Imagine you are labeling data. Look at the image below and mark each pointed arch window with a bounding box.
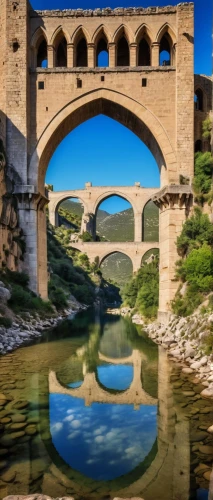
[37,38,47,68]
[117,36,129,66]
[194,89,203,111]
[159,33,172,66]
[96,37,109,67]
[55,36,67,67]
[76,37,88,67]
[138,38,151,66]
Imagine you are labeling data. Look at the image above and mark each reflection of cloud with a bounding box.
[94,425,107,436]
[94,435,104,444]
[51,422,63,435]
[64,415,74,422]
[68,430,80,439]
[71,419,81,429]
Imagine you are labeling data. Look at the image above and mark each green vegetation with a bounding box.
[0,269,53,316]
[172,208,213,316]
[176,207,213,257]
[0,317,12,328]
[122,258,159,319]
[193,152,213,205]
[47,222,120,307]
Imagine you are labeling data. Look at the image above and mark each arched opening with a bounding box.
[141,248,159,266]
[194,139,203,153]
[96,195,134,242]
[117,36,129,66]
[159,33,172,66]
[55,36,67,67]
[55,197,84,236]
[100,252,133,289]
[96,37,109,67]
[37,38,48,68]
[76,37,88,67]
[194,89,204,111]
[142,200,159,242]
[138,38,151,66]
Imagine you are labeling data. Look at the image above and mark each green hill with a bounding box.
[58,199,159,287]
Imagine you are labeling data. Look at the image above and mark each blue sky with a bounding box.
[41,0,212,213]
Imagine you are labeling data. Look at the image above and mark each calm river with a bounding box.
[0,310,213,500]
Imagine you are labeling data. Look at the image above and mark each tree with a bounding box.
[176,207,213,257]
[193,152,213,204]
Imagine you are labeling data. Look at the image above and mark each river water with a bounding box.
[0,310,213,500]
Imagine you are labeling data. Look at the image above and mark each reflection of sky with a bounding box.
[50,394,157,481]
[97,365,133,391]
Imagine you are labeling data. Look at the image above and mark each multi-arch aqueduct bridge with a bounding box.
[0,0,212,320]
[48,184,159,242]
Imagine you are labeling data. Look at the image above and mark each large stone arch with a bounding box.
[28,88,177,192]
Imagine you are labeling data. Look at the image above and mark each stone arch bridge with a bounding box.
[1,1,212,320]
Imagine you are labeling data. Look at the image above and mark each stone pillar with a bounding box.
[15,188,49,299]
[151,42,160,66]
[130,43,137,67]
[67,43,74,67]
[176,3,194,182]
[153,186,193,322]
[109,43,116,67]
[134,212,142,242]
[47,46,55,68]
[87,43,95,67]
[81,212,96,240]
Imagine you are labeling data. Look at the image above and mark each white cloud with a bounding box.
[93,426,107,436]
[94,435,104,444]
[68,430,80,439]
[64,415,74,422]
[71,419,81,429]
[51,422,63,434]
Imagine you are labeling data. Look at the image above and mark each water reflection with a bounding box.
[0,311,212,500]
[49,314,158,480]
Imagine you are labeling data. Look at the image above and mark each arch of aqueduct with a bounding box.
[0,0,212,320]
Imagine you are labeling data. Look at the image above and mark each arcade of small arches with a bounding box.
[32,23,176,69]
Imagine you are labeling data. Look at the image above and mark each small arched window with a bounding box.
[117,36,129,66]
[194,89,203,111]
[159,33,171,66]
[76,37,88,67]
[195,140,202,153]
[96,38,109,67]
[138,38,151,66]
[37,38,47,68]
[56,36,67,67]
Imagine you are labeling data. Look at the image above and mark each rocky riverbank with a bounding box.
[0,289,87,356]
[145,312,213,399]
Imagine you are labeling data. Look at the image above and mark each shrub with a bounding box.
[177,244,213,292]
[5,270,29,287]
[49,286,68,310]
[0,317,12,328]
[122,259,159,318]
[176,207,213,257]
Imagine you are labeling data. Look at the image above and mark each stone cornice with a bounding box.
[152,185,193,210]
[30,5,178,18]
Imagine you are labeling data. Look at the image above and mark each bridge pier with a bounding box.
[153,186,193,322]
[15,188,49,300]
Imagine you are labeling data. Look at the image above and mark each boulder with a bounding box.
[0,286,11,303]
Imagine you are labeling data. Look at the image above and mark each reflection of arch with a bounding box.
[142,199,159,242]
[50,350,157,406]
[29,88,176,191]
